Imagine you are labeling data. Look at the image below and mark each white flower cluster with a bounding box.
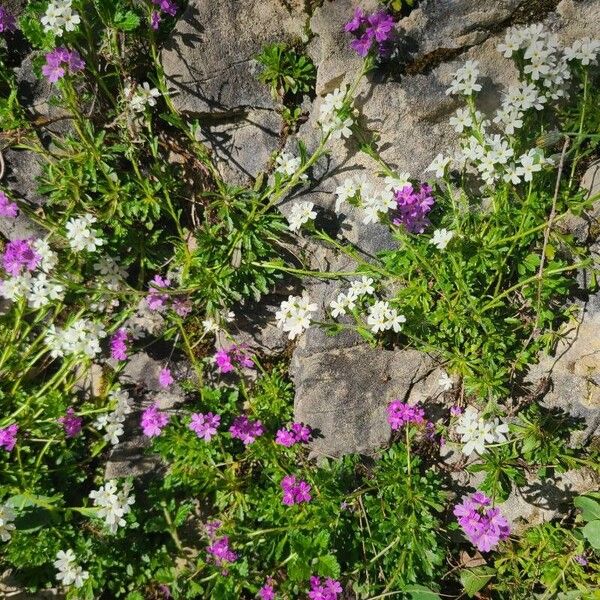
[66,214,105,253]
[334,174,399,225]
[366,300,406,334]
[94,388,132,446]
[202,310,235,335]
[564,37,600,66]
[0,239,64,309]
[455,406,509,456]
[54,550,89,589]
[446,60,482,96]
[430,228,454,250]
[286,201,317,232]
[124,82,161,113]
[41,0,80,36]
[0,502,16,542]
[89,480,135,534]
[317,87,355,139]
[329,276,375,318]
[275,151,307,182]
[426,153,452,179]
[90,256,128,313]
[45,318,107,358]
[275,292,318,339]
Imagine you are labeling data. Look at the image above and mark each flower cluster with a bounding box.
[45,319,106,358]
[206,536,238,567]
[110,328,129,361]
[54,549,89,589]
[280,475,312,505]
[58,408,83,438]
[189,412,221,441]
[214,345,255,373]
[366,300,406,334]
[455,406,509,456]
[158,367,174,388]
[317,87,355,139]
[94,388,132,445]
[140,403,170,437]
[446,60,482,96]
[259,582,276,600]
[151,0,178,30]
[42,0,80,36]
[145,274,191,317]
[88,480,135,534]
[308,576,343,600]
[2,239,40,276]
[329,275,375,318]
[42,48,85,84]
[0,7,17,34]
[393,183,435,233]
[287,201,317,232]
[345,8,395,58]
[124,81,161,113]
[65,214,104,252]
[430,228,455,250]
[454,492,510,552]
[275,422,312,447]
[0,502,16,541]
[275,292,318,339]
[0,191,18,217]
[275,151,307,181]
[229,415,264,445]
[387,401,425,430]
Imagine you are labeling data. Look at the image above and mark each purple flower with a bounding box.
[229,415,264,445]
[147,274,171,311]
[2,239,40,276]
[0,192,18,217]
[110,328,128,361]
[280,475,312,505]
[215,345,255,374]
[172,297,191,317]
[259,583,275,600]
[308,576,342,600]
[275,422,312,447]
[393,183,435,233]
[344,7,366,32]
[574,554,588,566]
[206,536,238,566]
[158,367,174,388]
[454,492,510,552]
[58,408,83,438]
[345,7,395,57]
[42,48,85,84]
[152,0,178,17]
[450,405,463,417]
[150,10,161,30]
[350,34,373,57]
[215,349,234,373]
[366,11,395,43]
[0,423,18,452]
[189,412,220,441]
[387,401,425,430]
[158,584,171,599]
[204,520,222,538]
[140,403,169,437]
[0,7,17,34]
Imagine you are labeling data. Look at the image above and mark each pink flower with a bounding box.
[42,48,85,84]
[229,416,264,445]
[58,408,83,438]
[140,404,169,437]
[146,275,171,311]
[204,520,222,538]
[308,576,342,600]
[0,7,17,33]
[2,239,40,276]
[215,349,234,373]
[189,412,220,441]
[387,401,425,430]
[158,367,174,388]
[275,422,312,447]
[110,328,128,361]
[150,10,161,29]
[214,345,255,374]
[393,183,435,233]
[344,7,366,32]
[450,405,463,417]
[206,536,237,567]
[0,192,18,217]
[172,298,191,317]
[0,423,18,452]
[280,475,311,505]
[259,583,276,600]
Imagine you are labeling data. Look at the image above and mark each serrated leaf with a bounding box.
[114,10,140,31]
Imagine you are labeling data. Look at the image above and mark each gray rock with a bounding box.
[0,570,62,599]
[161,0,305,184]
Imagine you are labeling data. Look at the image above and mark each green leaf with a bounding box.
[404,584,441,600]
[581,520,600,549]
[114,10,140,31]
[460,566,496,597]
[574,496,600,522]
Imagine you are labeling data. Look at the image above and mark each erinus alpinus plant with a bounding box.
[0,1,599,599]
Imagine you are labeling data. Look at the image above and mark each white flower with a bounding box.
[349,276,375,297]
[455,406,509,456]
[462,136,485,163]
[33,239,58,273]
[497,30,524,57]
[329,292,355,318]
[54,549,89,588]
[89,480,135,534]
[287,201,317,232]
[449,107,474,133]
[275,151,305,180]
[202,317,219,333]
[366,300,406,334]
[564,38,600,65]
[26,273,65,309]
[446,60,482,96]
[66,214,105,253]
[383,173,411,192]
[429,229,454,251]
[0,503,16,542]
[503,163,522,185]
[318,87,355,139]
[42,0,80,36]
[426,153,451,178]
[361,191,395,225]
[61,7,80,32]
[515,148,544,182]
[438,371,453,391]
[0,273,33,302]
[275,292,318,339]
[127,82,161,113]
[334,178,359,213]
[44,318,106,358]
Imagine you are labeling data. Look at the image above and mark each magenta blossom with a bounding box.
[189,412,220,441]
[147,274,171,311]
[0,7,17,33]
[58,408,83,438]
[2,239,40,276]
[204,519,222,538]
[229,415,264,445]
[110,328,128,361]
[387,401,425,430]
[275,422,312,447]
[152,0,178,17]
[259,583,276,600]
[308,576,343,600]
[366,11,395,43]
[214,345,254,374]
[454,491,510,552]
[0,192,18,217]
[0,423,18,452]
[450,405,463,417]
[345,7,395,57]
[42,48,85,84]
[150,10,161,29]
[158,367,174,388]
[140,404,169,437]
[393,183,435,233]
[280,475,312,506]
[206,536,238,567]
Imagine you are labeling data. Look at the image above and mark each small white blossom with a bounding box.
[334,178,360,213]
[515,148,544,182]
[329,292,355,318]
[89,480,135,534]
[275,151,306,181]
[361,191,395,225]
[426,153,451,178]
[54,549,89,588]
[66,214,105,253]
[429,229,454,251]
[455,406,509,456]
[275,292,318,339]
[126,82,161,113]
[446,60,482,96]
[0,503,16,542]
[383,173,411,193]
[366,300,406,334]
[287,201,317,232]
[349,276,375,297]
